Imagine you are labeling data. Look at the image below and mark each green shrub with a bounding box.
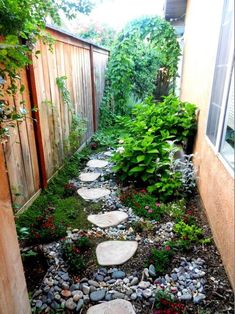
[62,237,92,274]
[113,95,197,200]
[150,245,174,274]
[172,221,211,249]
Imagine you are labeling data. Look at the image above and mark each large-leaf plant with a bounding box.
[112,95,197,201]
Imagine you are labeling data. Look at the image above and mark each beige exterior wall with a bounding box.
[180,0,234,288]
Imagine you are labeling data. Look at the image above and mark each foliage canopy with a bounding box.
[0,0,94,139]
[100,16,180,126]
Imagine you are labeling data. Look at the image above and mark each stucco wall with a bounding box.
[180,0,234,288]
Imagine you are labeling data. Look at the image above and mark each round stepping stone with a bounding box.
[77,188,111,201]
[79,172,101,182]
[88,211,128,228]
[87,160,109,168]
[96,241,138,266]
[87,299,136,314]
[104,151,113,157]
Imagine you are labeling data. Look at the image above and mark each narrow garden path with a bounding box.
[30,148,233,314]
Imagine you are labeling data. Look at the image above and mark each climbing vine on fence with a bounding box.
[0,0,94,141]
[100,16,180,127]
[56,76,87,153]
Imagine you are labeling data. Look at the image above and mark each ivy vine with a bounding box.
[100,16,180,127]
[56,76,87,153]
[0,0,94,140]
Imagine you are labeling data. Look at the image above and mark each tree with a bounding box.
[100,16,180,126]
[77,21,116,49]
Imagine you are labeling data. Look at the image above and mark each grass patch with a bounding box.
[16,146,103,245]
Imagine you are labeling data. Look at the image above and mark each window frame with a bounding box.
[205,0,234,176]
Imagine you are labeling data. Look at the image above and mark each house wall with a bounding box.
[180,0,234,288]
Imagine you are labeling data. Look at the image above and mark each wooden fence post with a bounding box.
[27,57,48,189]
[89,45,97,132]
[0,144,31,314]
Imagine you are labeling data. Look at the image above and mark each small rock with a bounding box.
[73,294,81,302]
[107,279,116,284]
[130,277,139,286]
[112,292,125,299]
[123,278,129,284]
[61,290,72,298]
[105,293,113,301]
[149,264,156,277]
[131,293,137,300]
[112,271,126,279]
[179,293,192,301]
[193,293,206,303]
[95,274,104,282]
[90,289,106,302]
[35,300,43,308]
[76,299,84,312]
[83,295,90,304]
[65,298,76,310]
[143,289,152,298]
[88,280,99,288]
[80,278,88,283]
[82,285,90,295]
[70,283,80,291]
[62,282,70,290]
[138,281,150,289]
[54,294,61,301]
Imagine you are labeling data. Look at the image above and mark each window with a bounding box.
[206,0,234,170]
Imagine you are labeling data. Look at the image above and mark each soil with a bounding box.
[23,249,48,293]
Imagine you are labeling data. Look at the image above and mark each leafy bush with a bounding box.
[62,237,92,274]
[112,96,197,200]
[120,189,165,220]
[150,245,174,274]
[100,16,180,125]
[172,221,211,249]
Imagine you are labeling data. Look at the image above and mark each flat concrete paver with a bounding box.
[88,211,128,228]
[96,241,138,266]
[86,299,136,314]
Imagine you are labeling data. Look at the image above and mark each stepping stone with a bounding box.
[87,299,136,314]
[79,172,101,182]
[77,188,110,201]
[104,151,113,157]
[87,160,109,168]
[96,241,138,266]
[88,211,128,228]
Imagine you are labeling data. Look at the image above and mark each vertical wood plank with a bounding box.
[90,45,97,132]
[27,52,48,188]
[0,144,31,314]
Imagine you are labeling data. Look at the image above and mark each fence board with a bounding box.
[1,27,109,210]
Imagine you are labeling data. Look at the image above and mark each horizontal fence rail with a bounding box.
[1,27,109,210]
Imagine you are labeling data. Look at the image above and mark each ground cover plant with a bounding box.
[62,236,93,275]
[15,148,101,245]
[154,290,185,314]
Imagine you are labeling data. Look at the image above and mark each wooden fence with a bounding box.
[1,26,109,210]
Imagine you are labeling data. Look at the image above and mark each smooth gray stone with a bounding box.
[90,289,106,302]
[112,270,126,279]
[87,299,136,314]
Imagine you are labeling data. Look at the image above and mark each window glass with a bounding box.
[220,68,234,169]
[206,0,233,144]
